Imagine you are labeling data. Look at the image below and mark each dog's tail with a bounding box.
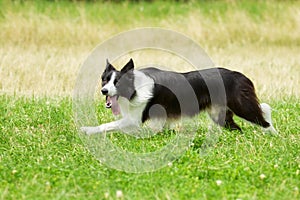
[260,103,278,134]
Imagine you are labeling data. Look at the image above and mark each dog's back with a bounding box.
[140,67,274,132]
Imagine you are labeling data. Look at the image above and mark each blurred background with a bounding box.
[0,0,299,98]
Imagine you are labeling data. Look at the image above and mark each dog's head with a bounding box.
[101,59,136,114]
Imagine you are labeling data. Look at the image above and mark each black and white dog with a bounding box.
[81,59,277,135]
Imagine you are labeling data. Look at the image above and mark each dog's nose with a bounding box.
[101,88,108,95]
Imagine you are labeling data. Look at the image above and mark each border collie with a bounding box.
[80,59,277,135]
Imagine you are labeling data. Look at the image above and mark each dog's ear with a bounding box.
[105,59,116,71]
[121,59,134,74]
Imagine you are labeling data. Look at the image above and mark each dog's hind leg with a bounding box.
[208,106,242,131]
[224,110,242,131]
[207,105,241,131]
[208,105,225,126]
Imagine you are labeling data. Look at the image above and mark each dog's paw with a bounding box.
[80,126,101,135]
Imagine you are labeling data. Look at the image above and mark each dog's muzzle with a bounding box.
[105,95,120,115]
[105,96,112,108]
[101,88,108,95]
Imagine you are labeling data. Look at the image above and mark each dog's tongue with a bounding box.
[106,96,120,115]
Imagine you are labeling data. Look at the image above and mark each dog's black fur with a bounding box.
[103,59,271,132]
[140,67,270,131]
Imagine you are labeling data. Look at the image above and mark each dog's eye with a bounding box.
[102,80,107,86]
[114,79,118,85]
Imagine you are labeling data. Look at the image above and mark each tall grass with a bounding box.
[0,0,299,97]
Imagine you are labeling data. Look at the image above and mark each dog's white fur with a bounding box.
[81,64,277,135]
[81,70,154,135]
[260,103,277,134]
[102,72,117,97]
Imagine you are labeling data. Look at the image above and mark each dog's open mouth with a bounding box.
[106,96,120,115]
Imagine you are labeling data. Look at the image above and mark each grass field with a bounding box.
[0,0,300,199]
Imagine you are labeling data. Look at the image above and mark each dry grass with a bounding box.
[0,1,299,98]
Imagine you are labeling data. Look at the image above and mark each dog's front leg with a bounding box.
[80,118,139,135]
[80,120,123,135]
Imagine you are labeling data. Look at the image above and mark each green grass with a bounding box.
[0,95,299,199]
[1,0,299,199]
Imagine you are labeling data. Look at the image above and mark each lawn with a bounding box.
[0,0,299,199]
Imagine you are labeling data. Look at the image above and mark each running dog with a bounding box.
[80,59,277,135]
